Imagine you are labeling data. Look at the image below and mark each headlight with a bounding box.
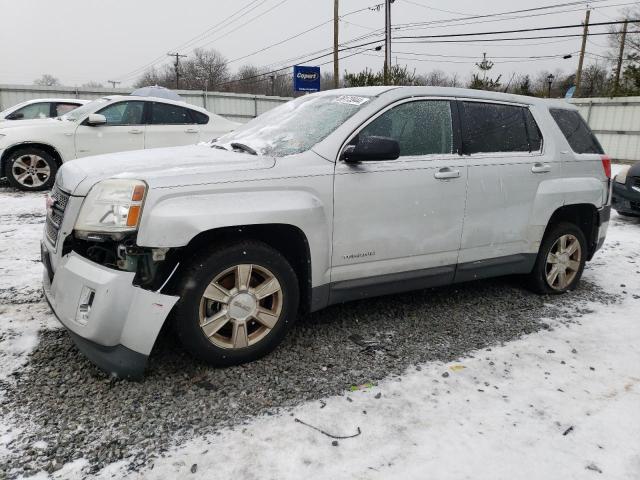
[614,166,630,184]
[75,179,147,239]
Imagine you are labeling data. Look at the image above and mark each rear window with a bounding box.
[460,102,541,154]
[549,109,603,154]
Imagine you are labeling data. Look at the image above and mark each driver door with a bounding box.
[331,99,467,298]
[74,100,146,158]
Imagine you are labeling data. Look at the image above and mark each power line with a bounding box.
[115,0,268,81]
[393,19,638,41]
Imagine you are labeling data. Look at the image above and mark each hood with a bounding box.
[59,144,276,196]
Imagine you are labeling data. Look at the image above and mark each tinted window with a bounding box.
[13,102,51,119]
[359,100,453,156]
[550,109,603,154]
[525,109,543,152]
[55,102,80,116]
[461,102,533,154]
[191,109,209,125]
[97,101,145,125]
[150,103,193,124]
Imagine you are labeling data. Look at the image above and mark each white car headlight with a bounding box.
[614,166,630,184]
[75,179,147,239]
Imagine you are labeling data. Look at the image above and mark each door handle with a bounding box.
[434,167,461,180]
[185,128,198,134]
[531,163,551,174]
[128,129,143,134]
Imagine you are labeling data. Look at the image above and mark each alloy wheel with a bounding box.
[545,234,582,290]
[198,264,283,349]
[11,154,51,188]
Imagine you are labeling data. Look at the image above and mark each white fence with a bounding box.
[570,96,640,163]
[0,84,291,124]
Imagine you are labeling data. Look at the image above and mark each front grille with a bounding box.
[45,184,71,245]
[632,177,640,191]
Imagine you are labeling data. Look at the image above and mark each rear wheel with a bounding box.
[528,222,587,294]
[173,241,299,366]
[6,147,57,191]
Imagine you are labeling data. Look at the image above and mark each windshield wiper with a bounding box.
[230,142,257,155]
[211,143,228,151]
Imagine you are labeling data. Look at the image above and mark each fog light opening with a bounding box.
[76,286,95,326]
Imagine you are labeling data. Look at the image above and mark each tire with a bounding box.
[528,221,587,295]
[173,240,300,367]
[6,147,57,191]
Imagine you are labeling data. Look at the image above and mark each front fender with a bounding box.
[137,188,333,286]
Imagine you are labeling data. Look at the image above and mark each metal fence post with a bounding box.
[254,96,258,118]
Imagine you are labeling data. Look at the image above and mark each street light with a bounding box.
[547,73,555,98]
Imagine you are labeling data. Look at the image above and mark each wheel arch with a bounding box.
[543,203,600,260]
[1,142,64,177]
[171,223,314,314]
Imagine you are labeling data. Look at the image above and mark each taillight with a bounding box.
[601,155,611,179]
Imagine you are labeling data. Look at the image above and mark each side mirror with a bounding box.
[86,113,107,126]
[6,112,24,120]
[341,135,400,163]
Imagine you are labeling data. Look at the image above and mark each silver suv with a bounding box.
[41,86,611,378]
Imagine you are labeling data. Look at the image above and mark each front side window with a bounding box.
[549,108,603,154]
[97,101,145,125]
[461,102,534,154]
[150,102,193,125]
[13,102,51,119]
[216,94,372,156]
[358,100,453,156]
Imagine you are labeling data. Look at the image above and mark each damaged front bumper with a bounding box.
[42,248,178,379]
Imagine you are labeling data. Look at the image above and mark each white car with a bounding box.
[0,95,239,191]
[0,98,89,121]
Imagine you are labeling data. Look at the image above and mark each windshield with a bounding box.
[63,98,109,121]
[215,94,372,156]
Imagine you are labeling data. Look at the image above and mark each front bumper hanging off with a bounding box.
[42,247,178,379]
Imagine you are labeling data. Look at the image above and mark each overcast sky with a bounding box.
[0,0,629,88]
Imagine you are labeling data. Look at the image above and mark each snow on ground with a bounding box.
[1,165,639,479]
[0,189,48,303]
[78,210,636,480]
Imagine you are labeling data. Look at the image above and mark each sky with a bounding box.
[0,0,631,88]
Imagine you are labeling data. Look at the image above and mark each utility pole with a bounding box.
[614,19,628,96]
[107,80,120,88]
[384,0,392,85]
[574,8,590,98]
[333,0,339,89]
[167,52,187,89]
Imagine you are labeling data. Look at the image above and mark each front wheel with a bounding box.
[528,222,587,295]
[173,241,300,366]
[6,147,57,191]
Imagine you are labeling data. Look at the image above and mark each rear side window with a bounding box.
[190,110,209,125]
[150,103,194,125]
[549,109,603,154]
[460,102,540,154]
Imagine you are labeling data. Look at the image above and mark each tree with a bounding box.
[135,48,229,91]
[33,74,60,86]
[468,53,501,91]
[343,65,418,87]
[607,6,640,95]
[232,64,263,94]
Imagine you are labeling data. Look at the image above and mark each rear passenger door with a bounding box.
[145,102,201,148]
[332,99,467,288]
[456,100,553,279]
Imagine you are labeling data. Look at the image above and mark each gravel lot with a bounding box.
[0,185,621,478]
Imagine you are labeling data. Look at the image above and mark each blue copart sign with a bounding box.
[293,65,321,92]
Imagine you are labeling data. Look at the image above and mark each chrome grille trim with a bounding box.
[45,184,71,245]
